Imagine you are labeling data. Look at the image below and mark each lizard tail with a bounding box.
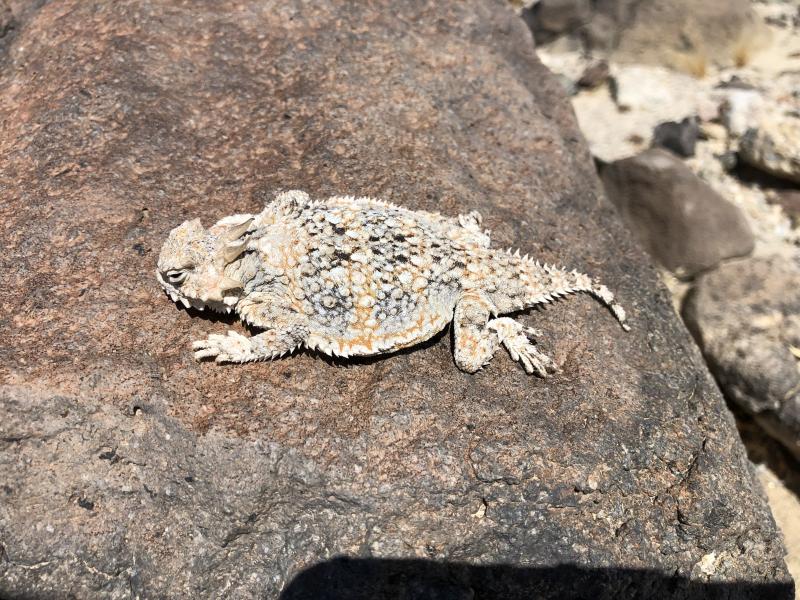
[519,259,630,331]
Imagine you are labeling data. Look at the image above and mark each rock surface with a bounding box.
[557,62,714,163]
[0,0,792,598]
[740,116,800,185]
[600,148,755,277]
[683,255,800,462]
[721,88,767,138]
[768,189,800,226]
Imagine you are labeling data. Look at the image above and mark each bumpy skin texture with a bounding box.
[157,191,630,375]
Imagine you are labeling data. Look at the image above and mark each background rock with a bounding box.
[0,0,792,597]
[608,0,767,71]
[576,59,610,90]
[600,148,755,277]
[533,0,800,586]
[652,117,700,158]
[683,255,800,462]
[768,189,800,226]
[721,88,766,137]
[740,116,800,185]
[524,0,593,44]
[525,0,768,72]
[559,62,715,162]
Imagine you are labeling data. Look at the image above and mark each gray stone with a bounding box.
[600,149,755,277]
[683,255,800,461]
[581,11,618,53]
[768,189,800,225]
[556,72,578,96]
[0,0,791,598]
[527,0,766,71]
[720,88,766,138]
[524,0,592,42]
[576,59,610,90]
[715,75,759,91]
[652,117,700,158]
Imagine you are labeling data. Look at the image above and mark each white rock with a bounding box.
[740,114,800,184]
[718,88,765,137]
[613,65,707,114]
[698,552,720,576]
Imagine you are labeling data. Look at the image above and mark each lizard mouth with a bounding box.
[156,270,239,314]
[164,288,238,314]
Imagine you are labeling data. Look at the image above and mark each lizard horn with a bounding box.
[221,240,247,263]
[223,217,253,242]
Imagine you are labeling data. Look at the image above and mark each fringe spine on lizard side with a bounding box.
[518,258,631,331]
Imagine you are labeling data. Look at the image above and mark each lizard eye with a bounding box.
[164,269,188,286]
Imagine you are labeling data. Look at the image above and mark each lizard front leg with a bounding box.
[192,324,309,363]
[453,291,552,376]
[193,301,309,363]
[192,325,309,363]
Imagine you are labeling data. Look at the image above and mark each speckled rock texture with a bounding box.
[0,1,793,598]
[683,255,800,462]
[600,148,755,278]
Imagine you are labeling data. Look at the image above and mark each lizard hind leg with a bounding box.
[453,292,553,376]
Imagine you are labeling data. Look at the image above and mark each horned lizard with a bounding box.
[156,190,629,375]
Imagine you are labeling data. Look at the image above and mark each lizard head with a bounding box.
[156,216,253,313]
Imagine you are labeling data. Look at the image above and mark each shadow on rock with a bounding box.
[280,557,794,600]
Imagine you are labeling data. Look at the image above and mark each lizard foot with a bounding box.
[488,318,553,377]
[192,330,256,363]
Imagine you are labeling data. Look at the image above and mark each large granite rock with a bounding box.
[0,0,792,597]
[683,255,800,462]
